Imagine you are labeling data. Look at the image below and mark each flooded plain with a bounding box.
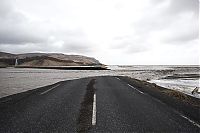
[0,65,199,98]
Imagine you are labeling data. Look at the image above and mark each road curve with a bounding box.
[0,76,199,132]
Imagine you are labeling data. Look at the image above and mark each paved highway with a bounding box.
[0,76,199,132]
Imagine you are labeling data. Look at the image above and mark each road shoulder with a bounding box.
[118,76,200,125]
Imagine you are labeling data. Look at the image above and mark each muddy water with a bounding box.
[0,65,199,98]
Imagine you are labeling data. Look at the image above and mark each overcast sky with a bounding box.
[0,0,199,65]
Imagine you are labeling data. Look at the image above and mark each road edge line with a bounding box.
[40,84,60,95]
[180,115,200,128]
[115,77,121,80]
[127,84,144,94]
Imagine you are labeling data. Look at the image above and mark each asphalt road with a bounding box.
[0,76,199,132]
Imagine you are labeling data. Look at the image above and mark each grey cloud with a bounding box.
[0,39,93,54]
[110,36,131,49]
[46,30,93,54]
[0,0,13,17]
[63,43,92,53]
[110,36,149,53]
[61,36,94,53]
[0,0,198,65]
[152,0,198,14]
[167,0,199,15]
[0,0,92,55]
[0,29,45,44]
[151,0,166,4]
[124,38,150,54]
[133,16,169,35]
[134,0,198,32]
[0,43,44,54]
[125,45,148,54]
[164,29,199,43]
[132,0,198,45]
[0,0,46,45]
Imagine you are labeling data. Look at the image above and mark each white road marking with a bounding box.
[127,84,144,94]
[127,84,200,129]
[180,115,200,128]
[115,77,121,80]
[123,79,200,129]
[92,93,96,125]
[40,84,60,95]
[115,77,144,94]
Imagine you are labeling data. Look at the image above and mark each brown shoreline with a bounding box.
[14,66,109,70]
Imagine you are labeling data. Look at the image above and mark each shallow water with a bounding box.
[0,65,199,98]
[150,79,200,98]
[0,68,114,97]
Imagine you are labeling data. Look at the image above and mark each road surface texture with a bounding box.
[0,76,199,132]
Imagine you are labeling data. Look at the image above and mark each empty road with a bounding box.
[0,76,199,132]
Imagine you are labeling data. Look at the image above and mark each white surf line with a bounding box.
[180,115,200,128]
[40,84,60,95]
[127,84,144,94]
[92,93,96,125]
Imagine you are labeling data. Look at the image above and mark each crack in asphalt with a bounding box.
[77,79,96,133]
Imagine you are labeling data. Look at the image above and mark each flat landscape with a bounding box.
[0,65,199,98]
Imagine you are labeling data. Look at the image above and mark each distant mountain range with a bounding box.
[0,52,102,67]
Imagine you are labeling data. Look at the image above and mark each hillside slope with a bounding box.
[0,52,102,67]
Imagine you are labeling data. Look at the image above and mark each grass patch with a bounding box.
[161,90,189,101]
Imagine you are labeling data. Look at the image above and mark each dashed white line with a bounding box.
[180,115,200,128]
[92,93,96,125]
[127,84,144,94]
[127,84,134,88]
[40,84,60,95]
[115,77,144,94]
[115,77,121,80]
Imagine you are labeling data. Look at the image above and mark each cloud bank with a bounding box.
[0,0,199,65]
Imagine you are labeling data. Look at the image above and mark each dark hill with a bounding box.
[0,52,102,67]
